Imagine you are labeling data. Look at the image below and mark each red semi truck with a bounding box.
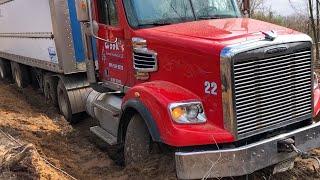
[81,0,320,178]
[1,0,320,178]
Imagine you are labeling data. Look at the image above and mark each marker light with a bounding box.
[172,107,185,120]
[132,37,147,49]
[169,102,207,124]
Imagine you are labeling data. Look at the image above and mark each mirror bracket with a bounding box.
[86,0,118,43]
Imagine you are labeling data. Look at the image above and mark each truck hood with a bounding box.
[143,18,299,44]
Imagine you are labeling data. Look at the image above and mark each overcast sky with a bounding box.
[265,0,307,16]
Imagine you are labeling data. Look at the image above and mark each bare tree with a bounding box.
[237,0,265,16]
[308,0,320,62]
[288,0,308,16]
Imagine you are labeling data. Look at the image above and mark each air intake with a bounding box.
[133,49,158,72]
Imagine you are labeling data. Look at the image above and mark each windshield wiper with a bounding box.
[137,22,172,27]
[198,15,236,20]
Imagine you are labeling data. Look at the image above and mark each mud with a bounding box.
[0,80,175,180]
[0,79,320,180]
[0,141,70,180]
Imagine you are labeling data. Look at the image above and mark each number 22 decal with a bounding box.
[205,81,217,95]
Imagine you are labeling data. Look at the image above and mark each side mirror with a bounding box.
[80,0,118,43]
[75,0,89,22]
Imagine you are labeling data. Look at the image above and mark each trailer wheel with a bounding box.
[44,75,58,106]
[0,59,11,80]
[124,114,151,165]
[57,80,74,123]
[11,62,30,88]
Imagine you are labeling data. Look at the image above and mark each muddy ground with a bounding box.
[0,79,320,180]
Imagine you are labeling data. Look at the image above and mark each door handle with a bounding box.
[87,0,118,44]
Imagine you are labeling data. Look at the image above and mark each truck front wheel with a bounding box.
[124,114,151,165]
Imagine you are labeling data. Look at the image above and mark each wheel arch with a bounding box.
[118,99,162,145]
[118,81,208,147]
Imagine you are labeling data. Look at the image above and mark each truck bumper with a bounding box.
[175,122,320,179]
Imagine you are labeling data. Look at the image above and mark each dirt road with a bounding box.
[0,79,320,180]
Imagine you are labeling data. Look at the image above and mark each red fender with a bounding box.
[122,81,234,147]
[314,73,320,117]
[314,86,320,117]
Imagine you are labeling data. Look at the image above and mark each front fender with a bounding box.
[314,86,320,117]
[122,81,234,147]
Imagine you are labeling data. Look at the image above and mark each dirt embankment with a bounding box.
[1,79,320,180]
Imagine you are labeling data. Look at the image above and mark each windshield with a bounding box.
[123,0,241,28]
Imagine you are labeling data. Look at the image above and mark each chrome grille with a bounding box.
[133,50,157,72]
[233,49,312,139]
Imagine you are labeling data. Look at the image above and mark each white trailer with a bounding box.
[0,0,91,122]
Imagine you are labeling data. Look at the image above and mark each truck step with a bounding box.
[90,126,117,145]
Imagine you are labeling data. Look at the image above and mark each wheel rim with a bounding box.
[58,87,69,118]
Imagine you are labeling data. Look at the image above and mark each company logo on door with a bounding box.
[104,39,125,59]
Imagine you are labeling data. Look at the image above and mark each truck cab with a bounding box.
[77,0,320,178]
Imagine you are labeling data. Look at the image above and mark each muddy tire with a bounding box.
[124,114,151,166]
[44,75,58,106]
[57,80,76,123]
[106,144,124,166]
[0,58,11,80]
[11,62,30,88]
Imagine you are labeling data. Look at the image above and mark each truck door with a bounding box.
[96,0,126,89]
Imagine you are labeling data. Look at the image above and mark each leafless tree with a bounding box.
[236,0,264,15]
[308,0,319,62]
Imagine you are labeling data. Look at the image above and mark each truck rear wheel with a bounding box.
[44,75,58,106]
[57,80,74,123]
[0,58,11,80]
[11,62,30,88]
[124,114,151,165]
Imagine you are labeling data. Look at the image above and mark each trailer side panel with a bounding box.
[0,0,87,74]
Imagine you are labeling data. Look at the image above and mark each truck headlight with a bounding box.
[169,102,207,124]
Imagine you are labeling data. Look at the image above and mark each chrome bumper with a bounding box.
[175,122,320,179]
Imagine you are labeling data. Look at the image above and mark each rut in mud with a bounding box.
[0,79,320,180]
